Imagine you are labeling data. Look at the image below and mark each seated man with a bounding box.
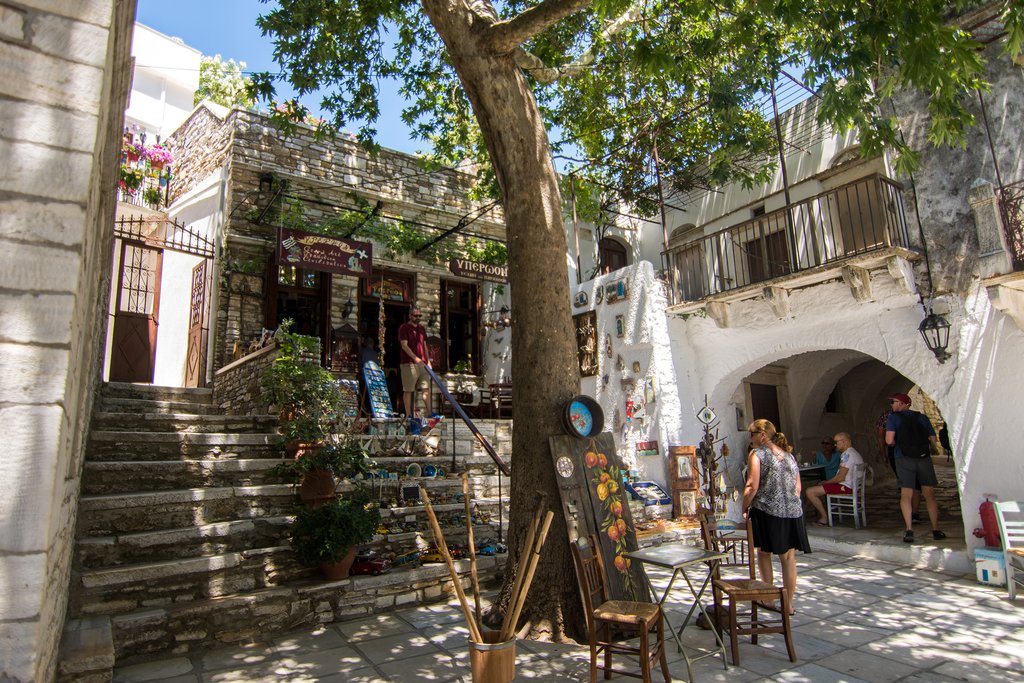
[814,437,842,479]
[805,432,864,526]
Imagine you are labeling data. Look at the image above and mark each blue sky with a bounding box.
[135,0,423,155]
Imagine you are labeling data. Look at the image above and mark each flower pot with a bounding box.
[469,631,516,683]
[126,151,139,163]
[283,439,318,459]
[299,468,337,506]
[319,546,357,580]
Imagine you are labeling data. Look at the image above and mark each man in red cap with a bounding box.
[885,393,945,543]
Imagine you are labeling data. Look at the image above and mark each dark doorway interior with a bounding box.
[750,383,782,431]
[442,280,479,374]
[359,299,410,414]
[598,237,628,274]
[268,265,332,365]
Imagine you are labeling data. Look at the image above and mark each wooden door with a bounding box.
[184,260,210,387]
[749,383,782,432]
[109,241,163,383]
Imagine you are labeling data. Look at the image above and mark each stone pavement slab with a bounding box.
[111,546,1023,682]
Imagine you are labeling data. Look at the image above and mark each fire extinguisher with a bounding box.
[972,495,1001,548]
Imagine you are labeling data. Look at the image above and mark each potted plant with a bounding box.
[143,186,162,208]
[119,165,144,196]
[143,143,174,171]
[123,140,141,163]
[274,442,374,504]
[290,489,380,579]
[262,320,345,456]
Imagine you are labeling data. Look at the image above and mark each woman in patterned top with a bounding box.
[743,419,811,614]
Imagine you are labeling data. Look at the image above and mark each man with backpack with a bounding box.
[885,393,946,543]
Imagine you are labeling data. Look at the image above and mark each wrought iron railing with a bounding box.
[666,174,911,302]
[997,179,1024,270]
[117,174,171,210]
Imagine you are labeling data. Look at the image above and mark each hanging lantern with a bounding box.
[918,310,951,363]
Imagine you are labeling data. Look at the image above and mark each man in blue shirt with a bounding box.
[885,393,945,543]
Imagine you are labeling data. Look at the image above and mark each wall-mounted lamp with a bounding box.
[427,310,438,328]
[342,298,354,320]
[919,309,951,363]
[481,305,512,331]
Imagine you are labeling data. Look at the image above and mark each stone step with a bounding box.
[92,412,280,433]
[75,516,294,570]
[81,459,292,494]
[71,546,313,618]
[87,431,284,461]
[77,485,299,536]
[99,397,221,415]
[102,382,214,403]
[108,554,507,663]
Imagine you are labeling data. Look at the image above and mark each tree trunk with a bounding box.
[421,0,584,641]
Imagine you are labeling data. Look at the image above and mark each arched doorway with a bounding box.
[712,349,963,548]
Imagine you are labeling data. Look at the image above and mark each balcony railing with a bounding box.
[666,174,911,303]
[997,179,1024,270]
[118,174,171,210]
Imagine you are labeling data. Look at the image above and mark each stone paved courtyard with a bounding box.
[111,542,1022,682]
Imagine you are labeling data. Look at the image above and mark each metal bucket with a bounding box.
[468,630,516,683]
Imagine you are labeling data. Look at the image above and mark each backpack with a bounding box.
[896,411,931,458]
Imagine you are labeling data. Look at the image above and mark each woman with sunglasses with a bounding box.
[742,419,811,614]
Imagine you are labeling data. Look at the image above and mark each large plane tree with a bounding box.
[251,0,1022,640]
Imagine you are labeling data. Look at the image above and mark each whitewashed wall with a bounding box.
[666,273,1024,550]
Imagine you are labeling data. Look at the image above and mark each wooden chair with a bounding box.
[485,382,513,418]
[995,501,1024,600]
[570,535,671,683]
[827,463,869,528]
[698,512,796,666]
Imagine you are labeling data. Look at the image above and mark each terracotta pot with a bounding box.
[299,468,337,505]
[283,440,318,459]
[320,546,357,580]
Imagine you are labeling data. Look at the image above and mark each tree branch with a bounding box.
[485,0,593,54]
[511,4,644,84]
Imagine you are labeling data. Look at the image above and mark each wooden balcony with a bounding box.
[666,174,914,304]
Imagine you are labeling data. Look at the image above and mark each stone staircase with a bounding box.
[59,382,511,680]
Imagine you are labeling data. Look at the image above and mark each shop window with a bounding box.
[268,264,331,363]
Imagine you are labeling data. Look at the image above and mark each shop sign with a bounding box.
[278,228,372,276]
[449,258,508,283]
[365,276,410,302]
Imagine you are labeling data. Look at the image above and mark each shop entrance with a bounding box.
[441,279,479,374]
[360,269,415,414]
[268,265,332,365]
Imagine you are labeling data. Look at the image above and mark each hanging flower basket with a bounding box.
[143,144,173,171]
[123,141,141,163]
[119,165,144,195]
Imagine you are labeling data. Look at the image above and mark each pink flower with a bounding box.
[143,144,173,166]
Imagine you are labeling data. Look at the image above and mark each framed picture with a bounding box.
[644,377,656,404]
[671,446,699,491]
[615,315,625,338]
[676,490,698,518]
[676,453,696,482]
[573,311,598,377]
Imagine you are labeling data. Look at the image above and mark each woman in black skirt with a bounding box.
[742,418,811,614]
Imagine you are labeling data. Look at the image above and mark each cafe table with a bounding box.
[624,543,729,680]
[798,463,826,485]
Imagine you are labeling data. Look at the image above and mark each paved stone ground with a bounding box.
[112,543,1022,682]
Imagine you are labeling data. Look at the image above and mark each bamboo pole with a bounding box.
[500,498,545,638]
[462,473,482,626]
[420,485,483,643]
[499,510,555,642]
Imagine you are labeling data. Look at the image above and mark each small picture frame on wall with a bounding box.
[677,490,697,518]
[676,453,696,483]
[615,315,625,338]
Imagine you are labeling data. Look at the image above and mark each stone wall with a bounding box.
[0,1,136,680]
[165,103,233,205]
[213,343,278,416]
[891,32,1024,295]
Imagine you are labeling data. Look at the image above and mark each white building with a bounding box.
[123,23,201,141]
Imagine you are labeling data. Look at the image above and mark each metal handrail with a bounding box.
[423,364,511,477]
[665,174,911,302]
[997,179,1024,270]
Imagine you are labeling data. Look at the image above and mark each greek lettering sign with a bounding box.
[278,228,372,276]
[448,258,508,283]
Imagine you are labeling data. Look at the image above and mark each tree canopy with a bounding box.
[251,0,1023,207]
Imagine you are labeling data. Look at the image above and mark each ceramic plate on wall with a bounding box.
[406,463,422,478]
[423,464,437,478]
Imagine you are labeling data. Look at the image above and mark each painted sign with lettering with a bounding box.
[448,259,508,283]
[278,228,372,276]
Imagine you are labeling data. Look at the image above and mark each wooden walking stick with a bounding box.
[462,473,482,625]
[499,510,555,643]
[501,497,545,636]
[420,485,483,643]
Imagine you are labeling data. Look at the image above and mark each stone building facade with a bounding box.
[164,105,512,409]
[0,1,136,680]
